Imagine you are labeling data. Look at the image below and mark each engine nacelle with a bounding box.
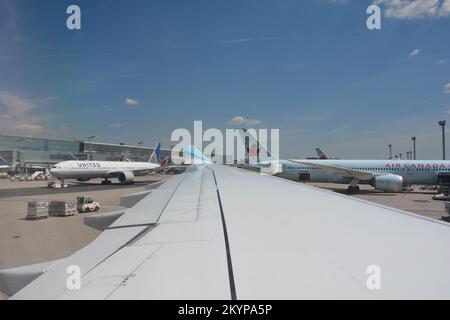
[371,174,403,193]
[117,171,134,183]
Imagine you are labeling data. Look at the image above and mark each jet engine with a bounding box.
[371,174,403,193]
[117,171,134,183]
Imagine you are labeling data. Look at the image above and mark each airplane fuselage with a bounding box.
[50,160,160,180]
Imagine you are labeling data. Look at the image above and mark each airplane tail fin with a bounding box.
[149,143,161,164]
[237,128,277,164]
[315,147,328,160]
[160,156,170,168]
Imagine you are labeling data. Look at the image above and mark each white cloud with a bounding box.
[125,98,139,105]
[409,48,421,57]
[441,0,450,15]
[374,0,450,19]
[438,59,448,64]
[228,116,262,127]
[110,123,125,128]
[444,83,450,94]
[0,91,47,136]
[15,123,43,135]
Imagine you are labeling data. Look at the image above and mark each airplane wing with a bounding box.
[289,160,375,181]
[4,164,450,299]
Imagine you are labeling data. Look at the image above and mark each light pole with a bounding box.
[411,137,416,160]
[439,121,446,160]
[388,144,392,159]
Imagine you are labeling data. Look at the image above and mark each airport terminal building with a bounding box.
[0,135,170,174]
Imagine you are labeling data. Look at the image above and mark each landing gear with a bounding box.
[347,179,361,194]
[101,179,112,185]
[346,185,360,194]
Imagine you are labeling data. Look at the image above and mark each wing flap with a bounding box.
[109,174,186,228]
[11,227,148,300]
[104,167,230,299]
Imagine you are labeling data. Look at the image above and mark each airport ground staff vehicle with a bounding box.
[77,196,100,213]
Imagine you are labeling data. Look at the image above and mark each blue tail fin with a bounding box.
[149,143,161,163]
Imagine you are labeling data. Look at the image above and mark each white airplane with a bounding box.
[3,146,450,299]
[238,131,447,193]
[50,143,161,184]
[266,158,450,193]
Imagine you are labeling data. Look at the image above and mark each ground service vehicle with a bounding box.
[77,196,100,213]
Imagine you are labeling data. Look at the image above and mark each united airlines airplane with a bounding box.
[50,143,161,184]
[267,159,450,193]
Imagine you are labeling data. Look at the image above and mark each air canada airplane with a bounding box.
[50,143,161,184]
[267,159,450,193]
[3,146,450,299]
[240,131,448,193]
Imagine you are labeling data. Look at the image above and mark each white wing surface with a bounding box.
[7,165,450,299]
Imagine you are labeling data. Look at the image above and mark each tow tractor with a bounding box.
[77,196,100,213]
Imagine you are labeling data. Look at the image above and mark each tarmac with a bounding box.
[0,175,171,299]
[0,179,159,198]
[306,182,447,220]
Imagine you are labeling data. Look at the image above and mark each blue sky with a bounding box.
[0,0,449,158]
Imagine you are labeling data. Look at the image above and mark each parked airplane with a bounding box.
[268,159,450,193]
[4,146,450,299]
[237,131,445,193]
[50,143,161,184]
